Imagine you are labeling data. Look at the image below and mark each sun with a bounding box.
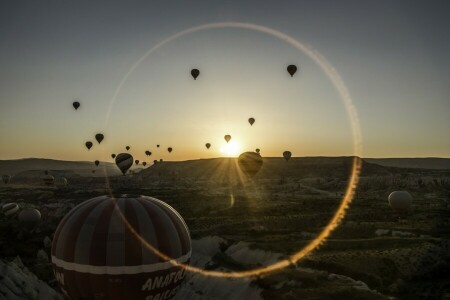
[220,140,241,157]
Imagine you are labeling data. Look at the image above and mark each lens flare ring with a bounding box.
[105,22,363,278]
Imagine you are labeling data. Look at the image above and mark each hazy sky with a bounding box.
[1,0,449,162]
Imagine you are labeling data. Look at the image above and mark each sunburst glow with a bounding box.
[220,140,240,157]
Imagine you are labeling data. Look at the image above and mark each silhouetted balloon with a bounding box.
[2,175,11,184]
[18,208,41,231]
[157,144,160,148]
[145,150,151,156]
[224,135,231,143]
[95,160,100,167]
[238,152,263,179]
[142,162,147,167]
[95,133,104,144]
[191,68,200,80]
[153,160,158,164]
[42,174,54,186]
[160,159,163,162]
[85,141,93,150]
[287,64,297,77]
[54,177,68,188]
[111,154,116,159]
[205,143,211,149]
[248,118,255,126]
[125,146,130,151]
[283,151,292,161]
[255,148,260,154]
[388,191,412,213]
[168,147,173,153]
[72,101,80,110]
[2,203,19,216]
[115,153,133,175]
[135,160,139,165]
[51,195,191,300]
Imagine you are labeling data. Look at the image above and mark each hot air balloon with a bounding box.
[255,148,260,154]
[135,160,139,165]
[168,147,173,153]
[111,154,116,159]
[160,159,163,162]
[224,135,231,143]
[205,143,211,149]
[283,151,292,161]
[388,191,412,214]
[2,203,19,216]
[115,153,133,175]
[51,195,191,300]
[42,174,54,186]
[248,118,255,126]
[85,141,93,150]
[95,160,100,167]
[54,177,68,188]
[153,160,158,164]
[18,208,41,231]
[145,150,151,156]
[95,133,104,144]
[2,174,11,184]
[287,64,297,77]
[157,144,160,148]
[126,146,130,151]
[143,162,147,167]
[72,101,80,110]
[238,152,263,179]
[191,68,200,80]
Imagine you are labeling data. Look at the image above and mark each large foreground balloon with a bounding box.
[191,68,200,80]
[283,151,292,162]
[95,133,104,144]
[224,135,231,143]
[115,153,133,175]
[205,143,211,149]
[2,174,11,184]
[2,203,19,216]
[238,152,263,178]
[51,195,191,300]
[388,191,412,213]
[72,101,80,110]
[85,141,93,150]
[18,208,41,231]
[287,64,297,77]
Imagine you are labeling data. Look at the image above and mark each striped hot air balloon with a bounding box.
[115,153,133,175]
[2,203,19,216]
[51,195,191,300]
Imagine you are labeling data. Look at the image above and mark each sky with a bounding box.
[0,0,449,162]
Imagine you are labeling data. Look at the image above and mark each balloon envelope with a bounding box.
[95,133,104,144]
[2,203,19,216]
[255,148,260,154]
[115,153,133,175]
[111,154,116,159]
[388,191,412,213]
[205,143,211,149]
[224,135,231,143]
[168,147,173,153]
[191,68,200,80]
[283,151,292,161]
[145,150,151,156]
[135,160,139,165]
[95,160,100,167]
[143,162,147,166]
[238,152,263,178]
[85,141,93,150]
[287,64,297,77]
[18,208,41,231]
[72,101,80,110]
[51,195,191,300]
[125,146,130,151]
[248,118,255,126]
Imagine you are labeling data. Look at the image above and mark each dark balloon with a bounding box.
[51,195,191,300]
[95,160,100,167]
[95,133,104,144]
[145,150,151,156]
[248,118,255,126]
[238,152,263,178]
[283,151,292,161]
[224,135,231,143]
[18,208,41,231]
[168,147,173,153]
[142,162,147,167]
[205,143,211,149]
[160,159,163,162]
[111,154,116,159]
[153,160,158,164]
[191,68,200,80]
[72,101,80,110]
[287,65,297,77]
[256,148,260,154]
[126,146,130,151]
[135,160,139,165]
[85,141,93,150]
[157,144,160,148]
[115,153,133,175]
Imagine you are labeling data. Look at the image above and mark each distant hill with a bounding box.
[364,158,450,170]
[0,158,122,177]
